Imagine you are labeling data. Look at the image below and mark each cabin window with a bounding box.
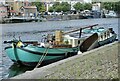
[64,40,69,44]
[107,31,110,37]
[104,32,106,38]
[101,35,103,40]
[11,7,13,10]
[101,35,102,39]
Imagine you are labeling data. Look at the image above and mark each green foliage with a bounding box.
[102,1,120,13]
[32,2,46,12]
[73,2,92,11]
[48,7,54,12]
[61,2,71,12]
[55,6,62,12]
[84,3,92,10]
[114,1,120,13]
[73,2,84,11]
[102,2,113,10]
[49,2,71,12]
[53,2,60,8]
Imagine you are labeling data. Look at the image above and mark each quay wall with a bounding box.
[0,17,3,23]
[11,41,118,79]
[0,14,84,23]
[44,14,81,20]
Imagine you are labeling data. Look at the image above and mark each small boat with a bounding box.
[105,11,117,18]
[4,24,117,67]
[8,16,38,23]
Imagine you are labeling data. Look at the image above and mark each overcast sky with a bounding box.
[84,0,91,3]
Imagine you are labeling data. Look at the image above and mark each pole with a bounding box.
[79,28,82,38]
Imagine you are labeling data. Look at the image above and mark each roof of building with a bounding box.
[21,6,37,9]
[9,10,17,13]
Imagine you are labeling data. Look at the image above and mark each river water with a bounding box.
[0,18,119,79]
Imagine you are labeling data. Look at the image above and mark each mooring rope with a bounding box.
[34,47,49,68]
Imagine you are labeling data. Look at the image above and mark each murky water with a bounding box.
[0,18,119,79]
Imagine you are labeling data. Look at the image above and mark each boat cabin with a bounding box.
[98,28,113,42]
[39,27,115,49]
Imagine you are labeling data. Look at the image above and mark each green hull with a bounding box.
[98,34,117,46]
[5,46,78,66]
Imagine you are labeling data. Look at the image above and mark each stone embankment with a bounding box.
[0,14,86,23]
[0,17,10,23]
[11,41,118,79]
[44,14,84,20]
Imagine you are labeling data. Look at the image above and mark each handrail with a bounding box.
[63,24,98,35]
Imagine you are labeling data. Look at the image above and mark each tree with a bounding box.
[48,7,54,12]
[61,2,71,12]
[55,6,62,12]
[73,2,84,11]
[48,2,70,12]
[102,2,120,13]
[114,1,120,13]
[84,3,92,10]
[102,2,113,10]
[32,2,46,12]
[73,2,92,11]
[53,2,60,8]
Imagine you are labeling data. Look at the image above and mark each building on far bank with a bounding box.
[92,3,101,18]
[5,0,32,16]
[92,3,101,12]
[19,6,37,17]
[0,4,8,18]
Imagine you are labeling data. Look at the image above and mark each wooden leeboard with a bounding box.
[80,33,98,52]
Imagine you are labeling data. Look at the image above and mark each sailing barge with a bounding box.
[4,24,117,67]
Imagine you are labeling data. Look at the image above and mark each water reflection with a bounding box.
[8,63,34,78]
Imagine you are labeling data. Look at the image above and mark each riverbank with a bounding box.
[0,14,97,23]
[10,41,118,79]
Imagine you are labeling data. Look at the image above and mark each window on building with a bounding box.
[11,7,13,10]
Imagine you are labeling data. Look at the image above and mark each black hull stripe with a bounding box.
[5,46,77,56]
[12,56,65,67]
[5,46,12,50]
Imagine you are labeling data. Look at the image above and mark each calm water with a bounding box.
[0,18,119,79]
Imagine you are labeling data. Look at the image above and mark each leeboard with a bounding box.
[80,33,98,52]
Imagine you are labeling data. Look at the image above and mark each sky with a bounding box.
[84,0,91,2]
